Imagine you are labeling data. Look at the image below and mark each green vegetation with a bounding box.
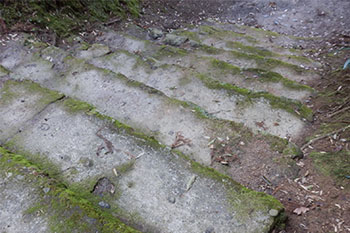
[0,147,140,233]
[196,73,313,121]
[173,149,285,228]
[226,41,274,57]
[243,68,313,91]
[310,151,350,189]
[0,80,64,105]
[1,0,140,37]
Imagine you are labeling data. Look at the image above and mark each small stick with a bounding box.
[301,125,350,150]
[326,106,350,118]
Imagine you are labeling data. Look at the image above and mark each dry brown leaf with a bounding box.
[293,207,309,215]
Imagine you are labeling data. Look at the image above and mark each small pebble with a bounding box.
[16,175,25,180]
[98,201,111,209]
[167,196,176,204]
[205,226,215,233]
[269,209,279,217]
[43,187,50,193]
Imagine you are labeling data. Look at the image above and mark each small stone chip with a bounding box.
[43,187,50,193]
[186,175,197,191]
[269,209,279,217]
[98,201,110,209]
[167,196,176,204]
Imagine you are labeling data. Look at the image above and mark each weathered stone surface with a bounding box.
[89,50,307,139]
[6,99,284,233]
[0,166,49,233]
[164,34,188,46]
[0,19,322,232]
[148,28,164,39]
[0,80,63,143]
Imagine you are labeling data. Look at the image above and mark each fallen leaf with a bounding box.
[293,207,309,215]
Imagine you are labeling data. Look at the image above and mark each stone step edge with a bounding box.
[97,48,314,121]
[0,80,288,230]
[110,30,318,74]
[0,146,141,233]
[171,27,316,66]
[1,116,287,231]
[196,22,321,48]
[6,39,308,156]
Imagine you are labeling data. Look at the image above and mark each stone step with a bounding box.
[200,20,319,52]
[86,49,311,138]
[0,147,140,233]
[1,38,302,183]
[0,151,50,233]
[0,80,63,143]
[1,38,304,161]
[96,29,318,84]
[171,25,319,68]
[78,40,314,102]
[1,81,285,232]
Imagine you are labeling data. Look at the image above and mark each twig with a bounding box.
[326,106,350,118]
[103,17,122,26]
[301,125,350,150]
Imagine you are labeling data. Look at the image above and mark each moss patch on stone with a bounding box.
[0,80,64,106]
[0,147,140,233]
[196,73,313,121]
[243,68,313,91]
[198,25,257,43]
[152,45,188,59]
[0,64,10,76]
[173,149,285,227]
[226,41,274,57]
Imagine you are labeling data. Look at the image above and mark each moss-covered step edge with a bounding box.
[0,64,11,76]
[42,42,313,124]
[109,49,313,121]
[197,24,321,47]
[151,42,316,81]
[1,96,287,231]
[0,147,141,233]
[0,79,64,107]
[129,44,314,92]
[31,34,313,121]
[173,27,314,65]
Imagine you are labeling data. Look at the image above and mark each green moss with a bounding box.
[0,0,140,38]
[287,55,313,64]
[0,80,63,106]
[116,160,135,174]
[63,98,94,113]
[196,73,313,120]
[173,30,200,42]
[0,147,140,233]
[243,68,313,91]
[199,25,257,43]
[248,26,280,37]
[0,65,10,76]
[199,44,221,54]
[230,50,304,73]
[310,151,350,188]
[210,58,241,75]
[152,45,188,59]
[226,41,274,57]
[173,149,285,225]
